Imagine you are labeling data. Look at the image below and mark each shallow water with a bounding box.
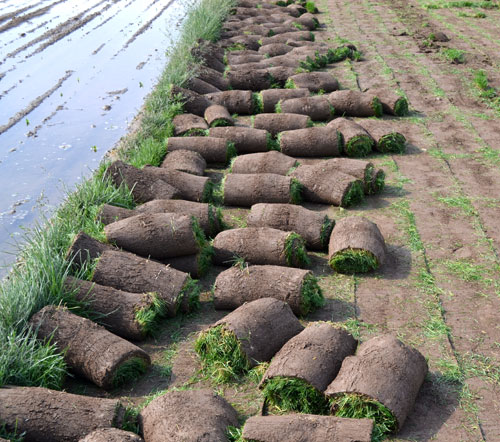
[0,0,194,275]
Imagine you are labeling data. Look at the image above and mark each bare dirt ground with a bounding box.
[65,1,500,440]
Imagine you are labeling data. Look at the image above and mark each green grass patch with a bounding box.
[378,133,407,153]
[300,274,325,315]
[320,215,335,249]
[341,181,365,208]
[441,48,466,64]
[326,46,353,63]
[112,357,149,388]
[208,204,225,235]
[266,133,280,151]
[180,277,202,312]
[262,376,330,414]
[134,293,166,336]
[371,97,383,118]
[372,170,386,194]
[444,259,486,282]
[252,92,264,114]
[290,178,303,204]
[226,141,237,163]
[305,1,318,13]
[329,248,378,274]
[393,96,409,116]
[197,245,215,277]
[194,324,250,383]
[285,78,296,89]
[0,423,24,442]
[226,425,245,442]
[183,127,208,137]
[343,135,374,157]
[330,393,397,442]
[284,233,310,268]
[211,118,232,127]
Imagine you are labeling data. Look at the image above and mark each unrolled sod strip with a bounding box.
[242,415,373,442]
[326,335,428,439]
[204,104,233,127]
[30,305,151,389]
[160,150,206,176]
[253,113,311,136]
[247,203,334,250]
[209,126,270,154]
[212,227,310,267]
[259,88,309,113]
[230,151,297,175]
[172,113,208,136]
[223,173,302,206]
[63,276,165,341]
[195,298,304,381]
[139,389,238,442]
[286,72,339,93]
[214,265,323,315]
[260,323,357,414]
[0,386,127,442]
[328,216,387,274]
[169,85,212,116]
[368,88,409,116]
[204,90,255,114]
[279,95,334,121]
[327,90,383,118]
[279,126,340,157]
[79,428,143,442]
[327,118,375,157]
[167,136,236,164]
[356,119,407,154]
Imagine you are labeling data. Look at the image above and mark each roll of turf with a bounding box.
[169,85,212,116]
[226,52,265,64]
[197,66,230,90]
[0,386,126,442]
[327,118,375,157]
[209,126,270,154]
[259,55,300,68]
[287,12,319,30]
[253,113,311,136]
[356,119,407,154]
[162,251,213,279]
[30,305,151,389]
[368,88,409,116]
[167,136,236,164]
[258,43,294,56]
[230,151,297,175]
[96,204,135,226]
[267,66,297,84]
[247,203,333,250]
[260,88,310,113]
[191,42,225,71]
[139,389,238,442]
[186,76,220,94]
[66,232,114,268]
[279,126,340,157]
[172,113,208,136]
[205,90,255,115]
[160,149,206,176]
[328,90,383,118]
[279,95,334,121]
[212,227,310,267]
[260,323,357,413]
[204,104,233,127]
[227,69,272,91]
[224,34,261,51]
[260,30,315,46]
[287,72,339,93]
[79,428,143,442]
[328,216,386,273]
[326,335,428,438]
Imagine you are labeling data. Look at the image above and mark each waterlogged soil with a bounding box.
[0,0,193,274]
[62,1,500,441]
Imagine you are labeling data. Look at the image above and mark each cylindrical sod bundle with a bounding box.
[172,113,208,136]
[186,76,221,95]
[79,429,143,442]
[0,386,126,442]
[326,335,428,437]
[66,231,114,268]
[253,113,311,136]
[258,43,294,57]
[160,149,206,176]
[230,150,297,175]
[368,87,409,116]
[327,118,375,157]
[286,72,340,93]
[328,216,387,274]
[139,389,238,442]
[247,203,334,250]
[279,126,340,157]
[166,136,236,164]
[197,66,230,90]
[223,173,302,207]
[279,95,334,121]
[162,250,213,279]
[213,227,310,268]
[96,204,135,225]
[328,90,383,118]
[213,265,324,316]
[204,90,255,115]
[170,85,212,116]
[209,126,270,154]
[259,88,309,113]
[260,323,357,414]
[357,119,407,154]
[227,68,272,91]
[30,306,151,389]
[195,298,304,381]
[204,104,233,127]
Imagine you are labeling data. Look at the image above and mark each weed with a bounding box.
[284,78,296,89]
[226,425,245,442]
[305,1,318,13]
[284,233,310,267]
[329,249,379,274]
[441,48,466,64]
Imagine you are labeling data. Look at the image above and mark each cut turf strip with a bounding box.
[204,90,255,114]
[356,119,407,154]
[213,264,323,315]
[63,276,165,341]
[287,72,340,93]
[96,204,135,225]
[327,118,375,157]
[230,151,297,175]
[367,87,409,116]
[327,90,383,118]
[197,66,230,90]
[259,88,310,113]
[253,113,312,136]
[260,323,357,413]
[247,203,334,250]
[30,305,150,389]
[212,227,310,267]
[186,76,221,94]
[0,386,126,442]
[166,136,236,164]
[279,95,334,121]
[196,298,303,379]
[223,173,302,206]
[242,414,373,442]
[279,126,340,157]
[328,216,387,274]
[172,113,208,136]
[169,85,212,116]
[160,149,206,176]
[139,389,238,442]
[209,126,270,154]
[79,428,143,442]
[326,335,428,438]
[204,104,233,127]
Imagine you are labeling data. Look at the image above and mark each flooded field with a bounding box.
[0,0,193,274]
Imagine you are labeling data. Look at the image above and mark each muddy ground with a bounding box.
[65,1,500,440]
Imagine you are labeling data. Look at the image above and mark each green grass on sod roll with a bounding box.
[284,78,296,89]
[330,393,397,442]
[262,376,330,414]
[266,133,281,151]
[343,135,375,157]
[134,293,167,336]
[373,170,386,194]
[364,165,374,192]
[284,233,310,267]
[210,118,232,127]
[341,181,365,208]
[226,141,237,163]
[326,46,352,63]
[183,128,208,136]
[305,1,318,13]
[202,180,215,203]
[371,97,383,118]
[329,248,379,274]
[180,277,202,311]
[112,357,149,388]
[300,274,325,315]
[290,178,303,204]
[252,92,264,114]
[194,325,251,383]
[394,96,409,117]
[320,216,335,249]
[208,204,226,235]
[378,133,406,154]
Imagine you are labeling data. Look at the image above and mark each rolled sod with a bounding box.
[260,88,309,113]
[227,68,272,91]
[30,305,151,389]
[214,265,323,315]
[371,168,386,194]
[287,72,340,93]
[197,66,230,90]
[279,126,340,157]
[139,389,238,442]
[186,76,221,94]
[224,34,261,51]
[247,203,333,250]
[279,95,334,121]
[258,55,300,68]
[230,150,296,175]
[96,204,135,225]
[79,428,143,442]
[63,276,165,341]
[289,12,319,30]
[260,323,357,414]
[204,104,233,127]
[226,52,265,64]
[172,113,208,136]
[223,173,302,207]
[326,335,428,437]
[357,119,407,154]
[368,88,409,116]
[66,231,114,268]
[327,90,383,118]
[169,85,212,116]
[290,165,365,207]
[196,298,303,381]
[242,415,373,442]
[328,216,387,274]
[167,136,236,164]
[105,160,181,204]
[209,126,270,154]
[160,149,206,176]
[258,43,294,56]
[260,30,314,46]
[212,227,310,267]
[0,386,126,442]
[253,113,311,136]
[162,250,213,279]
[92,250,199,317]
[266,65,297,84]
[327,118,375,157]
[191,41,225,69]
[204,90,255,115]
